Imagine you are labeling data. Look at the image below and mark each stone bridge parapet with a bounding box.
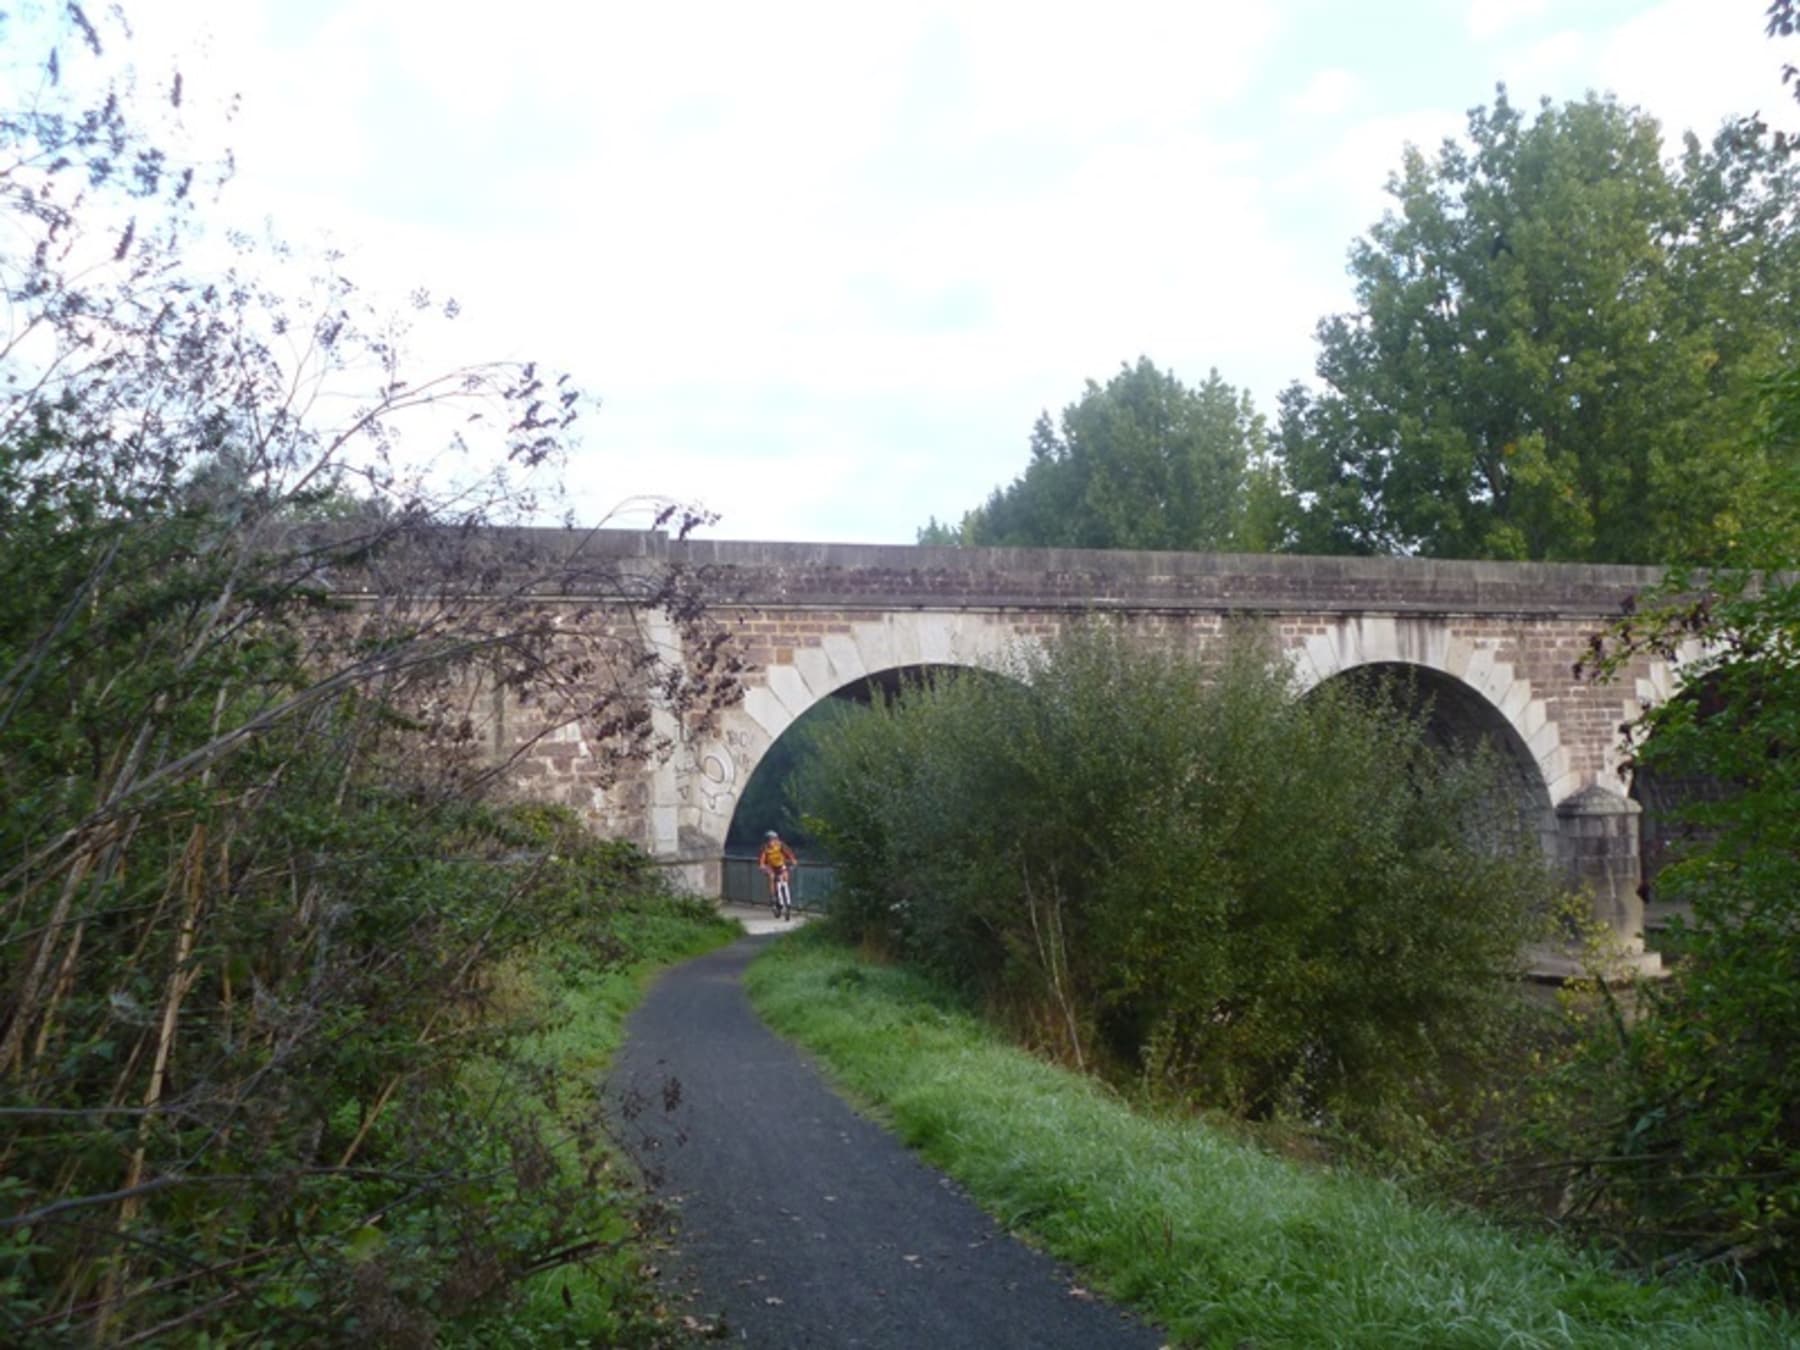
[466,527,1664,615]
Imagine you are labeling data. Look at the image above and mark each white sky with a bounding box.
[6,1,1786,543]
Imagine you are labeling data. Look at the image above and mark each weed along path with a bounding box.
[608,936,1165,1349]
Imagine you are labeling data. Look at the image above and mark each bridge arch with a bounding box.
[721,660,1001,843]
[690,610,1587,896]
[676,612,1036,875]
[1277,616,1662,945]
[1301,660,1559,861]
[1284,614,1573,805]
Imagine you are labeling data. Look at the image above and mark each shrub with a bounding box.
[799,625,1552,1141]
[1551,540,1800,1294]
[0,16,738,1336]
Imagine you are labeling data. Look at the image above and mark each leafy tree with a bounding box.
[1769,0,1800,117]
[915,514,964,546]
[1280,88,1800,563]
[922,358,1285,552]
[1478,11,1800,1298]
[1540,386,1800,1292]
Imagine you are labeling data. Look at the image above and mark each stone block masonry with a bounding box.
[467,529,1696,954]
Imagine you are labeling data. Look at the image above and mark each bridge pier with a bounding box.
[1553,783,1656,970]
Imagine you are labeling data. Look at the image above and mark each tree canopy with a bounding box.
[1278,89,1800,563]
[925,94,1800,565]
[919,358,1284,553]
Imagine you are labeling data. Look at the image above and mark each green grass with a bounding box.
[745,931,1798,1349]
[451,896,741,1347]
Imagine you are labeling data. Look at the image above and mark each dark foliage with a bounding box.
[798,626,1549,1144]
[1,13,739,1341]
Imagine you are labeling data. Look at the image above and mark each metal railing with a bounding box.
[721,854,838,912]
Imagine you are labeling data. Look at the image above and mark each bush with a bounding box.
[799,625,1552,1141]
[0,714,690,1345]
[0,16,737,1336]
[1550,543,1800,1294]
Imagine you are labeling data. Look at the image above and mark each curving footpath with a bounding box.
[607,936,1166,1349]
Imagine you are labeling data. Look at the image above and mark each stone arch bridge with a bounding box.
[473,529,1690,956]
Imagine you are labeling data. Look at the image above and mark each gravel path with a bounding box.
[607,936,1166,1349]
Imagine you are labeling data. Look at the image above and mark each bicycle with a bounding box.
[768,867,794,922]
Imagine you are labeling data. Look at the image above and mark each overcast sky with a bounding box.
[18,1,1786,543]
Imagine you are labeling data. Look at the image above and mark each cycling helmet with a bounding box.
[765,830,779,839]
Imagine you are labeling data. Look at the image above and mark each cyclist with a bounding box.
[758,830,798,919]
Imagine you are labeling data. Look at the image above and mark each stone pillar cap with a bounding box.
[1556,783,1642,816]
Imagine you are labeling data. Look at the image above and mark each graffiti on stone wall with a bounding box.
[690,738,739,816]
[678,725,761,820]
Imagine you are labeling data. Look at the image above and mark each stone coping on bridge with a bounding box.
[459,527,1666,617]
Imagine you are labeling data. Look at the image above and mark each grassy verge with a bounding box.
[450,895,740,1347]
[745,930,1796,1349]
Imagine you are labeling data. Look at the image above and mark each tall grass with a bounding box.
[746,933,1796,1349]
